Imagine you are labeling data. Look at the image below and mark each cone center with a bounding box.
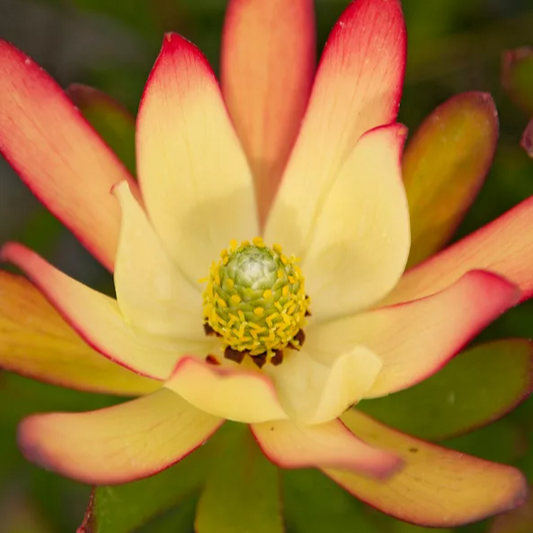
[202,237,310,368]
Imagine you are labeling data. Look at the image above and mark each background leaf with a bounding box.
[78,447,209,533]
[403,92,498,267]
[67,84,137,175]
[283,469,377,533]
[195,424,283,533]
[358,340,533,441]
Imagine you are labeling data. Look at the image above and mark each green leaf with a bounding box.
[443,419,525,465]
[0,373,118,478]
[77,448,209,533]
[28,470,92,533]
[0,374,116,531]
[358,339,533,441]
[403,92,498,267]
[502,47,533,117]
[283,469,378,533]
[195,423,283,533]
[67,84,137,175]
[17,208,65,257]
[134,495,197,533]
[0,373,118,422]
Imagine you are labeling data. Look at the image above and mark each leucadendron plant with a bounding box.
[0,0,532,531]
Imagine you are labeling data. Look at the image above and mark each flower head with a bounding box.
[202,237,309,361]
[0,0,530,529]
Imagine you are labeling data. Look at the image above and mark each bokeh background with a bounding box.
[1,0,533,531]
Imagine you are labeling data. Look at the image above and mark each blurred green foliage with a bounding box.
[359,340,533,442]
[3,0,533,532]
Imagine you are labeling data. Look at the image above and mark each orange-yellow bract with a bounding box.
[0,0,530,528]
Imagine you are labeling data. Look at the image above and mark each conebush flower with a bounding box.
[0,0,530,528]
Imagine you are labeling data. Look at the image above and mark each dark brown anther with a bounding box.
[305,295,312,316]
[203,323,220,337]
[205,354,221,365]
[270,350,284,366]
[224,346,246,364]
[251,353,267,369]
[291,329,306,350]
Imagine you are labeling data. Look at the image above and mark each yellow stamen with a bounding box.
[201,237,310,358]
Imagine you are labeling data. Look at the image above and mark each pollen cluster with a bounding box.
[202,237,310,362]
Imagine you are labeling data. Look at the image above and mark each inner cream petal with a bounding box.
[1,242,212,381]
[136,34,258,287]
[290,125,410,322]
[264,347,382,425]
[113,182,204,342]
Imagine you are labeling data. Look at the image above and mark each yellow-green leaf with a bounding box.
[195,423,283,533]
[133,496,197,533]
[403,91,498,267]
[283,469,377,533]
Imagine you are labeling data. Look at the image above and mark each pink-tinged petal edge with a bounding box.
[0,40,137,271]
[136,32,257,287]
[324,410,528,527]
[384,195,533,306]
[266,0,406,254]
[1,242,183,381]
[0,270,160,396]
[18,389,223,485]
[111,181,203,340]
[221,0,315,224]
[165,356,288,424]
[311,269,520,399]
[251,418,401,479]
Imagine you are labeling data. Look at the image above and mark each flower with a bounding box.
[0,0,530,528]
